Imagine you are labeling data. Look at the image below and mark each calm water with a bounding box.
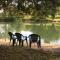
[0,23,60,45]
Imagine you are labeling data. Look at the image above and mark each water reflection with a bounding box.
[21,31,33,37]
[0,23,60,45]
[50,39,60,45]
[25,23,60,43]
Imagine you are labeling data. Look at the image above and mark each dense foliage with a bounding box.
[0,0,60,22]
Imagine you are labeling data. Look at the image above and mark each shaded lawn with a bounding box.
[0,45,60,60]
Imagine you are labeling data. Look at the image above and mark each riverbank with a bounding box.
[0,39,60,60]
[0,39,60,52]
[0,45,60,60]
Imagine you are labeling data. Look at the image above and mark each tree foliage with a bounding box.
[0,0,60,21]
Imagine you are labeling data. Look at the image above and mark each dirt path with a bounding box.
[0,39,60,53]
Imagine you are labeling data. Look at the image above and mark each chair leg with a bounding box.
[29,41,31,48]
[13,39,15,46]
[37,40,41,48]
[22,40,23,47]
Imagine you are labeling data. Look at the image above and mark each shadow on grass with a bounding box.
[0,45,60,60]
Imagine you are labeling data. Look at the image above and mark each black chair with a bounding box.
[15,33,23,46]
[28,34,41,48]
[8,32,17,46]
[8,32,13,42]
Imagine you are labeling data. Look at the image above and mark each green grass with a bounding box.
[0,45,60,60]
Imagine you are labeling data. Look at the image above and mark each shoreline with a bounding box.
[0,39,60,52]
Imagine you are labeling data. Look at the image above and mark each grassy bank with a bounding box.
[0,45,60,60]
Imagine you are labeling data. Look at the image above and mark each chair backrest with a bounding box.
[15,33,23,40]
[8,32,13,39]
[28,34,40,42]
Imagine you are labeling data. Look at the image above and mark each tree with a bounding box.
[0,0,60,22]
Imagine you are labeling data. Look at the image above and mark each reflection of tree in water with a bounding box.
[26,23,59,43]
[11,20,22,32]
[7,18,25,32]
[39,23,47,39]
[30,24,40,34]
[1,18,26,39]
[44,23,59,43]
[2,22,59,43]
